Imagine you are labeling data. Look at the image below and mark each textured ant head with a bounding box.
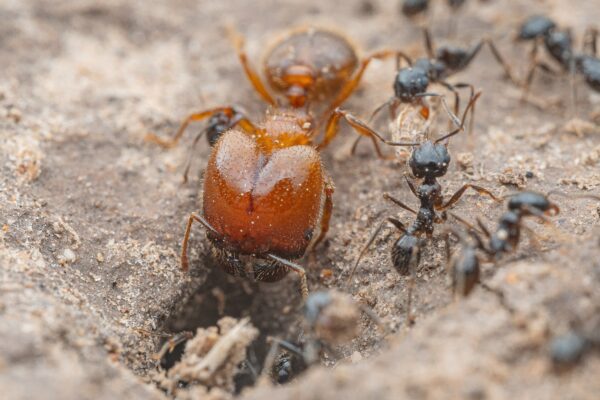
[409,141,451,179]
[394,67,429,102]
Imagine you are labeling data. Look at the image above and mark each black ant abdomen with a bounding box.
[450,245,480,297]
[578,56,600,91]
[392,234,420,276]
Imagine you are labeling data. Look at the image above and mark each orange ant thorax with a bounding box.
[253,108,315,153]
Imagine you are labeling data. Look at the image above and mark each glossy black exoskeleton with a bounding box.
[347,92,500,321]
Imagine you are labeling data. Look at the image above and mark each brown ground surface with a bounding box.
[1,0,600,399]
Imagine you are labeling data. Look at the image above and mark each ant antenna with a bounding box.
[435,91,482,143]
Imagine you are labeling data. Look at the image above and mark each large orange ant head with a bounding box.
[281,64,315,108]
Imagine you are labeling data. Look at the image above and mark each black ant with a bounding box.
[344,91,500,322]
[400,0,470,19]
[444,192,558,296]
[264,290,383,384]
[497,15,600,106]
[352,28,515,144]
[450,191,600,299]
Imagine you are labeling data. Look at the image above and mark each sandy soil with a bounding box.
[1,0,599,399]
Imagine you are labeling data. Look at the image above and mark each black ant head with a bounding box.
[544,30,573,66]
[391,233,420,276]
[272,350,307,384]
[394,67,429,102]
[409,141,451,179]
[518,15,556,40]
[401,0,429,17]
[508,191,558,215]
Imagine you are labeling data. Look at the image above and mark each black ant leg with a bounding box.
[423,27,436,59]
[145,106,255,148]
[583,27,598,56]
[405,239,422,325]
[416,92,462,129]
[404,176,419,199]
[347,217,408,285]
[437,184,501,211]
[479,282,515,314]
[434,91,482,143]
[383,192,418,215]
[485,38,521,86]
[475,217,491,239]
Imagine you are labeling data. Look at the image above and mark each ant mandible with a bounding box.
[146,28,404,298]
[339,91,500,321]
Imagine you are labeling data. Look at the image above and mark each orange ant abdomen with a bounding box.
[264,29,359,106]
[203,128,326,259]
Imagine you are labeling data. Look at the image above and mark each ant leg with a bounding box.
[405,240,421,325]
[322,50,413,120]
[479,282,515,314]
[434,91,482,143]
[451,83,477,135]
[145,106,255,148]
[438,81,461,122]
[320,108,418,155]
[266,254,308,299]
[181,212,220,271]
[485,38,521,86]
[583,27,598,56]
[383,192,418,214]
[404,176,419,199]
[437,184,501,211]
[347,217,407,285]
[180,108,256,183]
[309,178,334,251]
[181,128,208,184]
[228,28,276,106]
[423,27,435,59]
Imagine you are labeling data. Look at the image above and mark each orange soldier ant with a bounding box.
[146,28,405,298]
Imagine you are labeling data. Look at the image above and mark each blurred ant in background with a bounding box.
[447,191,599,298]
[446,191,559,298]
[146,28,406,298]
[492,15,600,110]
[264,290,384,384]
[343,91,500,323]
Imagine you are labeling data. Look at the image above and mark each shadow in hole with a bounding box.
[159,262,305,392]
